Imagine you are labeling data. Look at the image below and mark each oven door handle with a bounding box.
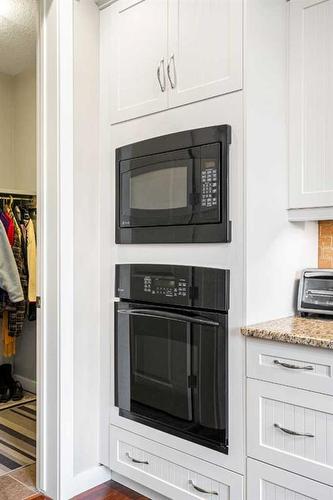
[118,308,219,327]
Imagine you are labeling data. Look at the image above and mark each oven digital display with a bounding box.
[154,278,176,287]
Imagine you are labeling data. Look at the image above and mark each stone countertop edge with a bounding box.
[241,316,333,350]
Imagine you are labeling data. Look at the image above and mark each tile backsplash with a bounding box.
[319,221,333,268]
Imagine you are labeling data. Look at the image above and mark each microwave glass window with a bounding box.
[130,165,188,210]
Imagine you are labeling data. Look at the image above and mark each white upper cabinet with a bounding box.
[107,0,243,123]
[168,0,242,108]
[109,0,168,123]
[289,0,333,216]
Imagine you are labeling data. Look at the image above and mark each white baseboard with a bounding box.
[66,465,112,499]
[14,374,36,394]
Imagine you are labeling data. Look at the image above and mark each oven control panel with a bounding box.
[201,160,218,208]
[144,276,188,298]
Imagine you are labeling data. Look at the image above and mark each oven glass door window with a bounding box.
[130,313,192,421]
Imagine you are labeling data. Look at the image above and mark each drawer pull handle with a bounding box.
[189,480,218,496]
[274,423,314,438]
[126,452,149,465]
[273,360,314,371]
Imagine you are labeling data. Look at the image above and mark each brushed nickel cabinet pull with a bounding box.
[126,452,149,465]
[157,58,166,92]
[274,423,314,438]
[189,480,218,495]
[167,54,176,89]
[273,359,314,370]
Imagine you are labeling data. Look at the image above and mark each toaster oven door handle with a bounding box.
[273,360,314,370]
[118,308,219,327]
[307,289,333,296]
[304,271,333,277]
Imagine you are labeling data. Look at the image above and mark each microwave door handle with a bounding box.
[118,308,219,327]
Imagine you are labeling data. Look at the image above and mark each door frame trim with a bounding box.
[37,1,74,498]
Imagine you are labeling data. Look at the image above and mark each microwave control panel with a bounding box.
[201,160,218,208]
[144,276,188,298]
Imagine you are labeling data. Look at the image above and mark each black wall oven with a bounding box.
[115,264,229,453]
[116,125,231,244]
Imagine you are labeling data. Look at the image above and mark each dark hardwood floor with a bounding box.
[72,480,149,499]
[28,480,150,500]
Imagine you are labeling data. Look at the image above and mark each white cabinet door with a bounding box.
[247,379,333,486]
[168,0,242,108]
[109,0,168,123]
[247,459,333,500]
[289,0,333,209]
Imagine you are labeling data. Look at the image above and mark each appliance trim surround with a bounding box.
[115,125,232,244]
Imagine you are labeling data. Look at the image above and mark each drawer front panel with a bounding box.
[247,458,333,500]
[110,426,243,500]
[247,379,333,485]
[246,338,333,395]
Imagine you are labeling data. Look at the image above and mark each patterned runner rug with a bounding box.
[0,392,36,411]
[0,401,36,475]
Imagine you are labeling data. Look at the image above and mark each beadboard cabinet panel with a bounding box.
[110,425,244,500]
[247,459,333,500]
[247,379,333,486]
[289,0,333,210]
[108,0,168,123]
[168,0,243,108]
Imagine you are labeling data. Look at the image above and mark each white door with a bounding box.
[247,459,333,500]
[167,0,242,109]
[109,0,168,123]
[289,0,333,209]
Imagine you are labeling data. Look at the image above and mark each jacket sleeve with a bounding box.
[0,221,24,303]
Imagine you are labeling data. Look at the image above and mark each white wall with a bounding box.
[0,67,36,193]
[0,72,15,189]
[13,66,37,193]
[244,0,318,325]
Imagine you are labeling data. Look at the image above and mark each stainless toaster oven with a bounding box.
[298,269,333,316]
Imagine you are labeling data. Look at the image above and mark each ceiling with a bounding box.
[0,0,37,76]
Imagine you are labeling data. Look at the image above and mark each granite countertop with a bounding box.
[241,316,333,349]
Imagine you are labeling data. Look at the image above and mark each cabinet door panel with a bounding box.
[289,0,333,208]
[168,0,242,108]
[109,0,168,123]
[247,379,333,486]
[247,459,333,500]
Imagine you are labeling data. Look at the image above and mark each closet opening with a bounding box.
[0,0,38,496]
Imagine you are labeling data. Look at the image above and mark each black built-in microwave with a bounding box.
[115,125,231,244]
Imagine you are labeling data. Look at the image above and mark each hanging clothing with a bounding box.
[2,311,16,358]
[0,221,24,303]
[3,212,15,247]
[7,221,28,337]
[26,219,36,303]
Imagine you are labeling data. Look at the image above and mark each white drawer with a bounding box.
[247,379,333,486]
[247,458,333,500]
[110,425,243,500]
[246,337,333,395]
